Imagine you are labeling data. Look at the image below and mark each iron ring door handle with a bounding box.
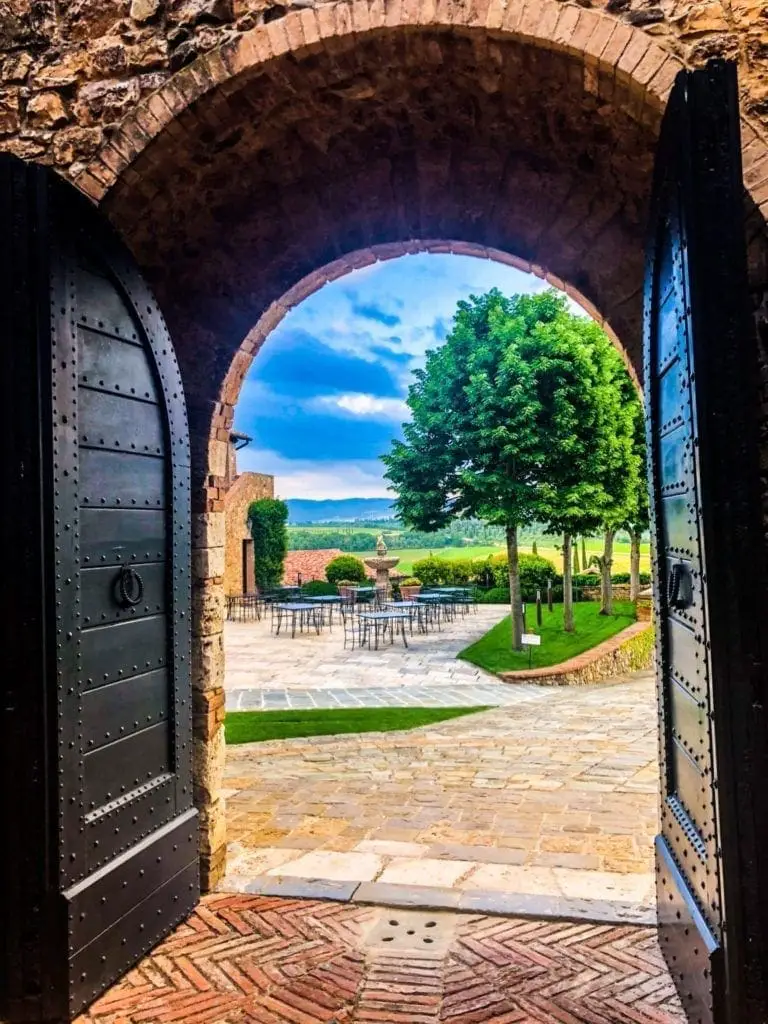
[667,562,693,611]
[115,564,144,608]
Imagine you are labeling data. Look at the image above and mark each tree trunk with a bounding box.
[600,528,615,615]
[506,524,524,650]
[581,536,587,570]
[629,527,641,601]
[562,532,574,633]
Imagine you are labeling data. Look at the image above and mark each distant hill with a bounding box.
[285,498,397,524]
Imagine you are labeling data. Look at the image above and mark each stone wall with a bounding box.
[499,621,655,686]
[223,471,274,595]
[579,583,633,602]
[3,0,768,182]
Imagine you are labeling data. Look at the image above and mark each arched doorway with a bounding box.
[3,0,768,1016]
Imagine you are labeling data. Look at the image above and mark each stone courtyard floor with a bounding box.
[76,893,685,1024]
[223,607,659,923]
[225,607,522,710]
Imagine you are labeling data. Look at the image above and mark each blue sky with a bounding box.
[234,254,574,499]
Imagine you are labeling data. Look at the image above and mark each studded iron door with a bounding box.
[646,60,768,1023]
[0,156,198,1021]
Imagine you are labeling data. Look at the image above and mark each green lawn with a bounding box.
[224,706,490,744]
[459,601,637,674]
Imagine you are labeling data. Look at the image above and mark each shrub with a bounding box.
[488,552,559,595]
[400,577,421,587]
[248,498,288,591]
[411,556,449,586]
[573,572,601,588]
[326,555,367,585]
[301,580,338,596]
[477,587,511,604]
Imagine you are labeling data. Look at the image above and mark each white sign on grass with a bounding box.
[521,633,541,646]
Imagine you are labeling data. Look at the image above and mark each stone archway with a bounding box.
[54,0,768,888]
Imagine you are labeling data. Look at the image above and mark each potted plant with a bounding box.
[400,577,422,600]
[336,579,359,600]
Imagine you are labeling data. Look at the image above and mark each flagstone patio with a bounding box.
[221,669,659,924]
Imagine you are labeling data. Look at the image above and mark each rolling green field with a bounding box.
[388,540,650,576]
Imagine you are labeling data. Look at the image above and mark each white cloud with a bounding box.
[310,392,410,421]
[236,446,391,500]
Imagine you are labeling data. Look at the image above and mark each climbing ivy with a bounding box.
[247,498,288,591]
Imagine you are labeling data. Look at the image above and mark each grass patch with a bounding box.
[459,601,636,674]
[225,706,491,744]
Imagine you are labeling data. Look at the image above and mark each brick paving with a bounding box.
[223,673,659,920]
[75,893,685,1024]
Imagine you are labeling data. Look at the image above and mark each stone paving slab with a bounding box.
[225,606,508,697]
[75,893,686,1024]
[228,681,548,710]
[222,672,660,921]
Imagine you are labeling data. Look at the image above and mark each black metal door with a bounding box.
[0,156,198,1022]
[646,60,768,1023]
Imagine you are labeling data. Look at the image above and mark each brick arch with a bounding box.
[73,1,768,890]
[218,238,638,441]
[79,0,684,204]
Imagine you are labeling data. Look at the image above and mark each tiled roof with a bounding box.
[283,549,351,585]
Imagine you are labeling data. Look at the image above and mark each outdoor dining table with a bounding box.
[386,599,427,634]
[307,594,342,627]
[358,610,410,649]
[273,601,321,638]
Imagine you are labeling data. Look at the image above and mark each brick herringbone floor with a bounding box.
[75,894,685,1024]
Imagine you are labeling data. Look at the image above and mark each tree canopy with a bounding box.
[383,288,644,647]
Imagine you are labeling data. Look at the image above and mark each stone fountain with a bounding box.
[364,535,400,595]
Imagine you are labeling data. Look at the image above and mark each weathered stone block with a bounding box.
[192,631,225,690]
[192,543,225,580]
[193,511,226,549]
[193,716,226,801]
[192,579,225,637]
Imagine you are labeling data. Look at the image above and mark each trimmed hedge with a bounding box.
[326,555,367,585]
[301,580,338,596]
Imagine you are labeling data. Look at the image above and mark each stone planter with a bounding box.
[400,585,422,600]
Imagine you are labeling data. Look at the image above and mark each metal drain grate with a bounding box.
[362,909,456,955]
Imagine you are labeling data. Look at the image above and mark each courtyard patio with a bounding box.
[222,612,659,924]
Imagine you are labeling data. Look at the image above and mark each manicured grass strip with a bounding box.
[224,706,492,744]
[459,601,636,674]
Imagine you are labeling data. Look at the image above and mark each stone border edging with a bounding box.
[224,876,655,927]
[498,621,654,686]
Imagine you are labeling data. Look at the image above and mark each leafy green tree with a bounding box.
[532,540,538,556]
[589,373,644,615]
[247,498,288,591]
[537,323,639,629]
[623,404,650,601]
[581,537,588,570]
[573,543,581,574]
[383,289,627,648]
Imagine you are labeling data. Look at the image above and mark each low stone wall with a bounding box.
[579,584,633,602]
[499,621,654,687]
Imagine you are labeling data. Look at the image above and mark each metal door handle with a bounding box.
[115,565,144,608]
